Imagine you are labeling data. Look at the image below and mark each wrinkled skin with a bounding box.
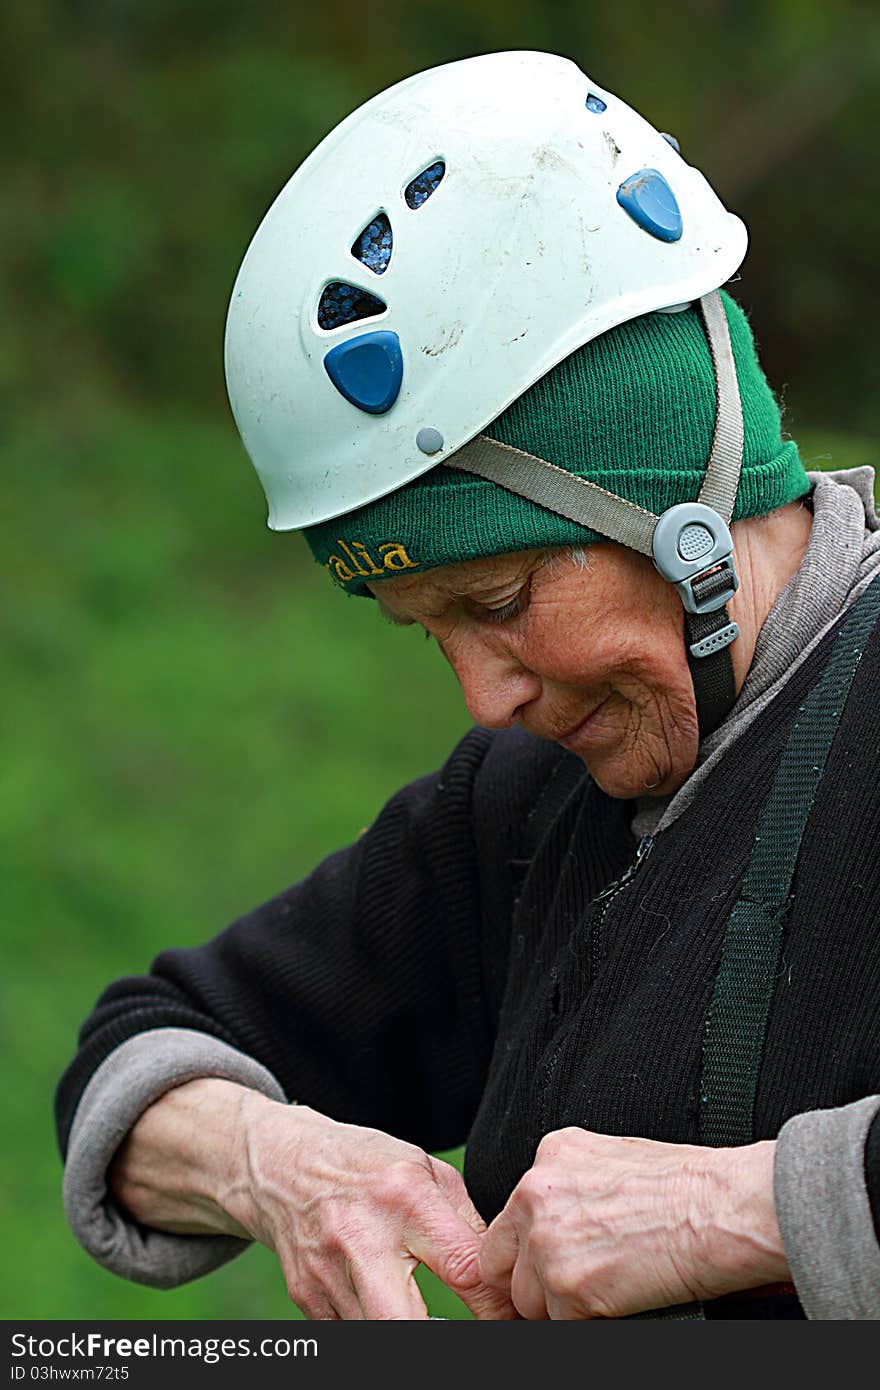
[373,543,698,798]
[112,1081,517,1320]
[477,1128,787,1319]
[369,507,810,799]
[231,1097,517,1320]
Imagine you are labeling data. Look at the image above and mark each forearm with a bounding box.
[60,1029,288,1288]
[689,1139,790,1292]
[109,1077,270,1239]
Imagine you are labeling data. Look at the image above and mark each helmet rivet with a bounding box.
[416,427,444,455]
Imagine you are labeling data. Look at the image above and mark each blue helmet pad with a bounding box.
[323,330,404,415]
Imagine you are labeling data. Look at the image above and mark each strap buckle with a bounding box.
[652,502,739,616]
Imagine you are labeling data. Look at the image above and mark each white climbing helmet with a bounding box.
[224,49,747,532]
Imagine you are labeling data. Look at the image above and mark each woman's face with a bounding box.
[369,545,701,799]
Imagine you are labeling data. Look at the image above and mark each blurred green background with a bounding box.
[2,0,878,1321]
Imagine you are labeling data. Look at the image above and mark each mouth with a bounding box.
[556,697,611,751]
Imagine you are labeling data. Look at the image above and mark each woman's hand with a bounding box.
[111,1079,516,1320]
[478,1127,790,1319]
[231,1092,518,1319]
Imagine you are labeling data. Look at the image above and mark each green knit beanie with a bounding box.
[305,290,809,595]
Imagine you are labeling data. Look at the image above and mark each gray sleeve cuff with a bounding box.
[774,1094,880,1319]
[62,1028,288,1290]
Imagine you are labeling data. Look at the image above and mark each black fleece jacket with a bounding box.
[56,594,880,1319]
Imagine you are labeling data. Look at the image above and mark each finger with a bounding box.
[510,1254,550,1321]
[428,1158,488,1236]
[289,1289,343,1321]
[478,1208,520,1291]
[347,1251,429,1320]
[276,1244,357,1322]
[407,1200,518,1320]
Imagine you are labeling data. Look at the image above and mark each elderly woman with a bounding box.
[56,53,880,1320]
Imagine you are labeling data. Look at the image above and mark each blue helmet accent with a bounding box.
[323,330,403,415]
[616,168,683,243]
[352,214,393,274]
[405,162,445,210]
[317,281,387,330]
[585,93,607,113]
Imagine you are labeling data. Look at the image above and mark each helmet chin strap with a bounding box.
[446,289,744,741]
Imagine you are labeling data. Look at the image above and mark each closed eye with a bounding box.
[466,582,530,626]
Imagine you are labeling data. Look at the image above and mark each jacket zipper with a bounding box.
[538,834,655,1132]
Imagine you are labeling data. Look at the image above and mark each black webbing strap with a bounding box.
[686,602,737,739]
[685,567,739,739]
[699,573,880,1146]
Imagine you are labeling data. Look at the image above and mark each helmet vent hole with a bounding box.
[351,214,393,275]
[317,282,387,331]
[585,93,607,113]
[405,161,445,209]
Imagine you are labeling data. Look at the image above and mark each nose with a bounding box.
[443,634,541,729]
